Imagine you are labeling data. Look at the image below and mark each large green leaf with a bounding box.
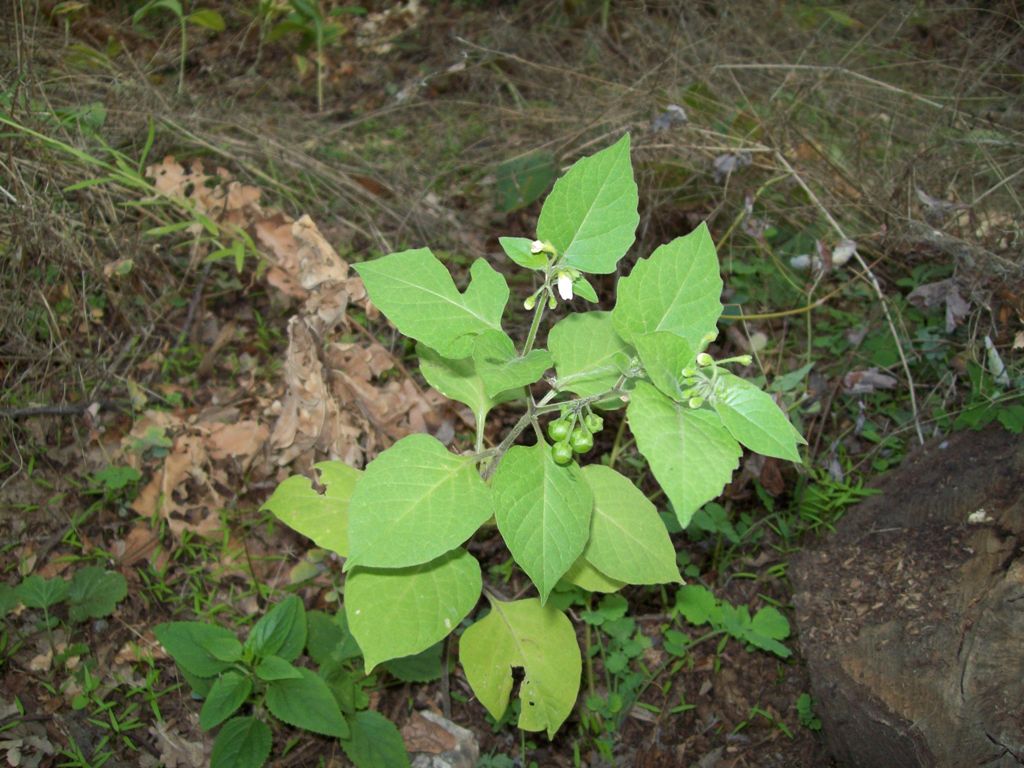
[15,575,68,610]
[580,465,681,585]
[346,434,493,569]
[262,461,359,557]
[266,667,349,738]
[199,672,252,731]
[460,597,581,738]
[712,373,805,462]
[632,332,694,402]
[548,312,633,399]
[354,250,508,359]
[627,381,741,528]
[612,224,723,351]
[67,567,127,623]
[472,330,553,398]
[245,595,306,662]
[306,610,362,666]
[345,548,481,672]
[491,443,593,604]
[418,344,521,430]
[495,151,556,213]
[537,134,639,274]
[210,717,271,768]
[341,710,411,768]
[154,622,239,679]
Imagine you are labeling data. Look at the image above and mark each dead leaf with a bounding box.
[712,151,752,184]
[113,524,160,567]
[906,278,971,333]
[205,420,269,469]
[148,720,207,768]
[842,368,899,395]
[131,434,223,539]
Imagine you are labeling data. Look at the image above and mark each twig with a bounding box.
[774,151,925,445]
[175,260,213,348]
[0,400,129,419]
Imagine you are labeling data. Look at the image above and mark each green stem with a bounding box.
[606,415,628,470]
[520,297,546,356]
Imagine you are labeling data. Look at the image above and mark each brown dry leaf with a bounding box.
[131,434,223,539]
[1014,330,1024,350]
[401,711,457,754]
[112,524,160,567]
[148,720,207,768]
[205,420,269,469]
[842,368,899,395]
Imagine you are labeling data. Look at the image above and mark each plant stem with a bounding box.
[178,18,186,96]
[520,297,546,356]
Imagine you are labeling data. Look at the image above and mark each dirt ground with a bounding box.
[2,1,1022,766]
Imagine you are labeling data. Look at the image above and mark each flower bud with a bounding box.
[547,294,557,309]
[681,366,697,378]
[736,354,752,365]
[688,396,705,409]
[696,352,714,367]
[523,294,537,310]
[530,239,545,254]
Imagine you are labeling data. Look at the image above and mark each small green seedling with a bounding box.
[155,596,410,768]
[796,692,823,731]
[132,0,226,95]
[673,584,791,658]
[265,134,806,737]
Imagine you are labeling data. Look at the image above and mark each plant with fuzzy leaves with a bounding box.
[264,133,805,738]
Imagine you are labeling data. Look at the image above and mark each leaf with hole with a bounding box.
[460,597,581,739]
[263,462,359,557]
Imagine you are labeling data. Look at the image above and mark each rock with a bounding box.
[402,710,479,768]
[790,424,1024,768]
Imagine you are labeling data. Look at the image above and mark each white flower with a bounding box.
[556,272,574,301]
[530,240,545,254]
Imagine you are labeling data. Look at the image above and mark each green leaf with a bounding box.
[674,585,719,626]
[255,655,302,681]
[572,275,599,303]
[15,575,68,610]
[580,465,681,585]
[346,434,493,569]
[67,567,127,623]
[712,373,805,462]
[460,597,581,739]
[133,0,183,23]
[612,224,723,352]
[746,606,791,658]
[472,330,553,398]
[345,548,481,672]
[491,443,593,604]
[627,381,741,528]
[262,461,359,557]
[206,637,243,663]
[498,236,547,270]
[632,332,694,401]
[548,312,632,399]
[561,558,625,593]
[154,622,239,678]
[245,595,306,662]
[417,344,521,431]
[200,672,252,731]
[537,134,639,274]
[495,151,556,213]
[210,716,271,768]
[306,610,362,666]
[0,584,17,618]
[354,250,508,359]
[382,642,443,683]
[186,8,225,30]
[341,710,411,768]
[266,667,349,738]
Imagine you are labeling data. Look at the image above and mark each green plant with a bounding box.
[132,0,226,96]
[268,1,361,112]
[155,596,409,768]
[672,584,791,659]
[796,692,822,731]
[264,134,805,737]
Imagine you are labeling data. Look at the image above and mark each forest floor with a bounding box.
[2,1,1022,766]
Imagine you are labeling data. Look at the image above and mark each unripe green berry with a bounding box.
[551,440,574,465]
[547,418,572,442]
[570,427,594,454]
[584,413,604,434]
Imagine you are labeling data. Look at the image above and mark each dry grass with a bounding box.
[2,0,1022,470]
